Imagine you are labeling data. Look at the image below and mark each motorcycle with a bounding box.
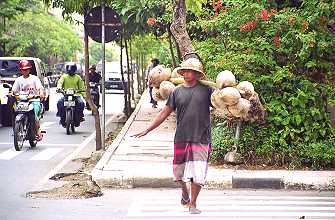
[87,82,100,113]
[12,91,43,151]
[59,88,82,135]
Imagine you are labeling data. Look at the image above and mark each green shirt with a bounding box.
[57,74,86,97]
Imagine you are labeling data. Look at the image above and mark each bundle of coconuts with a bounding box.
[148,65,176,102]
[149,65,265,123]
[211,70,266,123]
[149,65,217,102]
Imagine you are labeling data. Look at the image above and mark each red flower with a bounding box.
[147,18,157,26]
[300,20,309,33]
[274,32,280,48]
[261,10,269,21]
[239,20,258,32]
[287,16,295,25]
[217,0,222,10]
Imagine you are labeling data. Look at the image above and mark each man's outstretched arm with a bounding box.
[132,105,173,138]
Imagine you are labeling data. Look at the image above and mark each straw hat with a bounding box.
[176,58,205,79]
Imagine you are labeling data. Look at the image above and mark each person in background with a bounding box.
[56,62,86,126]
[132,58,213,214]
[146,58,160,108]
[88,65,102,84]
[86,64,102,109]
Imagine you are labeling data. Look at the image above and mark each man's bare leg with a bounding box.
[178,181,189,206]
[189,182,202,214]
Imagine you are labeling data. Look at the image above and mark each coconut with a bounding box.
[159,81,175,100]
[236,81,254,99]
[148,65,171,88]
[214,107,234,119]
[216,70,236,89]
[220,87,241,106]
[211,89,225,109]
[152,87,165,102]
[171,68,179,78]
[161,67,172,81]
[244,92,266,123]
[228,98,251,118]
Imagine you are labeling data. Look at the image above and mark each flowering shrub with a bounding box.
[192,0,335,168]
[147,17,157,25]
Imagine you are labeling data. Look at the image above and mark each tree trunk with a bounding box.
[124,39,132,115]
[129,39,135,101]
[1,17,6,56]
[120,35,129,116]
[170,0,200,61]
[141,53,146,90]
[84,7,102,151]
[136,54,141,94]
[168,28,177,68]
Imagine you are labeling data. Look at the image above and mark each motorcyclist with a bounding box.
[12,59,45,141]
[56,62,86,127]
[88,65,102,83]
[87,65,102,109]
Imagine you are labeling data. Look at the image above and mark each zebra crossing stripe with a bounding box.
[127,196,335,218]
[0,148,23,160]
[29,148,63,161]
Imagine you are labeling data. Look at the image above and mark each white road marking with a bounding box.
[0,148,23,160]
[30,148,63,161]
[127,195,335,218]
[31,115,116,190]
[0,143,78,147]
[40,122,55,130]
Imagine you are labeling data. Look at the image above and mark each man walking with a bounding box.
[132,57,212,214]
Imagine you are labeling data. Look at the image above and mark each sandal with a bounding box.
[36,133,43,141]
[181,194,190,208]
[189,206,201,214]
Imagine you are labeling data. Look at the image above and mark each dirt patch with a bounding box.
[27,173,102,199]
[27,126,123,199]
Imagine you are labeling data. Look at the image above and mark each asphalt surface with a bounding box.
[1,188,335,220]
[0,88,125,212]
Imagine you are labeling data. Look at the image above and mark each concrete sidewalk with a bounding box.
[91,91,335,190]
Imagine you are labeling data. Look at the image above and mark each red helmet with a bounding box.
[19,59,32,70]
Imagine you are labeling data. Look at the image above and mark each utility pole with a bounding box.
[101,3,106,150]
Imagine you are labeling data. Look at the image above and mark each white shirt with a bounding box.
[12,75,44,96]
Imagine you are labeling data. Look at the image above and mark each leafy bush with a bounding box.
[195,0,335,168]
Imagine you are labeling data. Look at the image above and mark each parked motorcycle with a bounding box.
[59,88,82,135]
[87,82,100,113]
[12,91,43,151]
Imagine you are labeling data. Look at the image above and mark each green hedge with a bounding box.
[193,0,335,168]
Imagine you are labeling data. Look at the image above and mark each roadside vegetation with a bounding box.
[2,0,334,169]
[0,0,82,64]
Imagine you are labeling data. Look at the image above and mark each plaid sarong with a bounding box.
[173,142,211,185]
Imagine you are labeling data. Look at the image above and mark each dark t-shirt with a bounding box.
[166,82,213,144]
[89,72,102,83]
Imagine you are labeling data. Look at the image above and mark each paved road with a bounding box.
[1,189,334,220]
[0,88,124,203]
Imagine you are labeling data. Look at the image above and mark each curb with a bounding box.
[91,91,148,184]
[232,177,283,189]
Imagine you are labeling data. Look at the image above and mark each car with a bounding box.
[0,57,51,126]
[50,62,84,87]
[98,61,128,91]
